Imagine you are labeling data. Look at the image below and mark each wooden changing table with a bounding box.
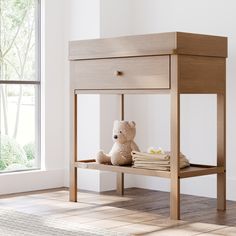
[69,32,227,220]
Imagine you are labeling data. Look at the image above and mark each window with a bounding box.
[0,0,41,172]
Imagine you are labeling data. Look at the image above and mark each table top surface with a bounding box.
[69,32,228,60]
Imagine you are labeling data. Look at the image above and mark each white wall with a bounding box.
[2,0,235,201]
[63,0,136,191]
[64,0,105,192]
[99,0,236,200]
[0,0,103,195]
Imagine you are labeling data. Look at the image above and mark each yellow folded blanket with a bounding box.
[131,151,190,171]
[131,151,170,161]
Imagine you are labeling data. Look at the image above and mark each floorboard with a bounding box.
[0,188,236,235]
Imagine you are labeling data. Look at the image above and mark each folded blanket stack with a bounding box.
[131,151,190,171]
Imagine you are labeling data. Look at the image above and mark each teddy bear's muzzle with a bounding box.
[113,135,118,139]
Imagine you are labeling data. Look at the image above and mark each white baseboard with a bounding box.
[64,170,136,192]
[78,169,101,192]
[130,175,236,201]
[52,168,236,202]
[64,168,101,192]
[25,168,236,202]
[0,169,65,195]
[89,173,236,201]
[99,172,135,192]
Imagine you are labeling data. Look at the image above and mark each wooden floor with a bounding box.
[1,188,236,235]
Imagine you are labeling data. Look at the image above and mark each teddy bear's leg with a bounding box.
[111,153,132,166]
[96,150,111,164]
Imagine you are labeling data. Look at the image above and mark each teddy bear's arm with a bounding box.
[131,141,140,152]
[109,143,118,155]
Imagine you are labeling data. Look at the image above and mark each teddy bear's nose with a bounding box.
[113,135,118,139]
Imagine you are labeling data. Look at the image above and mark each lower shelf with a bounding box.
[74,159,225,179]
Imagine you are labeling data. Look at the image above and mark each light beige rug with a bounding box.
[0,209,129,236]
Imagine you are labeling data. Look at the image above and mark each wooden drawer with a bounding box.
[71,56,170,90]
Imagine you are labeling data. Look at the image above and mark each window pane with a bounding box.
[0,0,39,81]
[0,84,40,171]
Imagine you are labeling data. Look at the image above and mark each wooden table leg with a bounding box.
[70,166,77,201]
[217,93,226,210]
[70,93,78,202]
[120,94,124,120]
[117,172,124,195]
[116,94,125,196]
[170,55,180,220]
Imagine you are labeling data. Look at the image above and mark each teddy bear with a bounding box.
[96,120,140,166]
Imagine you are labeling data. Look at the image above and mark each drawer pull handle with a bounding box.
[114,70,123,76]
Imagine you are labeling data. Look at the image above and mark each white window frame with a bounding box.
[0,0,41,173]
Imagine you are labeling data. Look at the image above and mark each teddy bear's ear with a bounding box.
[114,120,119,126]
[129,121,136,128]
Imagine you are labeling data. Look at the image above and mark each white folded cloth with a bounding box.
[131,151,190,171]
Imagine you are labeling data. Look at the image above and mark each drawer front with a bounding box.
[71,56,170,90]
